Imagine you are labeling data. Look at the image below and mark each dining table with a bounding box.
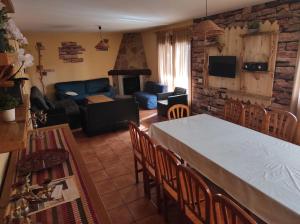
[149,114,300,224]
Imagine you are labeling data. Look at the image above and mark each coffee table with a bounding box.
[86,95,113,104]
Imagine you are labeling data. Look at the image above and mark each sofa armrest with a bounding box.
[157,92,174,100]
[168,94,188,106]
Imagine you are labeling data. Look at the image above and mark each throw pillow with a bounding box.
[65,91,78,96]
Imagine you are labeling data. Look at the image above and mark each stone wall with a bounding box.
[114,33,148,70]
[192,0,300,116]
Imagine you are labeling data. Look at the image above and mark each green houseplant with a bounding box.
[247,21,260,33]
[0,5,15,67]
[0,93,19,121]
[0,6,13,53]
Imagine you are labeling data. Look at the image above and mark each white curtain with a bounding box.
[157,29,191,92]
[290,41,300,119]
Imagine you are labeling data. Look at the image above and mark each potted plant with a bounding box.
[0,4,16,65]
[0,93,19,121]
[247,21,260,34]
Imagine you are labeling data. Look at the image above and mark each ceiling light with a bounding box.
[95,26,109,51]
[196,0,224,39]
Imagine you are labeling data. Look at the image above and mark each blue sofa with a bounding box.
[134,81,167,109]
[54,78,115,104]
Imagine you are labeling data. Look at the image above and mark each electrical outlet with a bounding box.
[198,78,203,84]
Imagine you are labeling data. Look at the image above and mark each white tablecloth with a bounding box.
[149,114,300,224]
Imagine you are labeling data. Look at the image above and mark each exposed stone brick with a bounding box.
[277,50,298,58]
[279,32,300,42]
[275,66,295,76]
[291,2,300,10]
[278,42,286,51]
[286,41,299,51]
[191,0,300,114]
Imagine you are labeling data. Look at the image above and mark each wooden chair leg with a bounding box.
[143,171,150,199]
[163,190,169,222]
[156,181,161,213]
[147,175,152,200]
[134,157,139,184]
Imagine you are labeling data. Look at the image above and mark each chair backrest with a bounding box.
[144,81,167,94]
[156,145,180,198]
[174,87,187,95]
[140,131,157,174]
[128,121,142,156]
[168,104,190,120]
[213,194,257,224]
[224,99,244,124]
[266,109,297,142]
[242,104,268,133]
[178,165,211,224]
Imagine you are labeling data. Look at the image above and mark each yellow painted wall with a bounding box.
[24,32,122,97]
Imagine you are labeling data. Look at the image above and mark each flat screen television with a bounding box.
[209,56,236,78]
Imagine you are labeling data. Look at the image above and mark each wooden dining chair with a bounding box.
[177,165,212,224]
[167,104,190,120]
[242,104,268,133]
[266,109,297,142]
[128,121,143,183]
[139,131,161,209]
[224,99,244,124]
[156,145,181,221]
[213,193,257,224]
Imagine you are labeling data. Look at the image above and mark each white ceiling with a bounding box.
[12,0,271,32]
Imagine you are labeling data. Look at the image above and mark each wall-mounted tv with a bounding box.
[209,56,237,78]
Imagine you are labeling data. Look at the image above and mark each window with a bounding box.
[157,29,191,92]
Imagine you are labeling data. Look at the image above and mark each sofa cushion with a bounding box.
[134,92,157,109]
[144,81,167,94]
[55,81,85,95]
[85,78,110,94]
[54,99,79,116]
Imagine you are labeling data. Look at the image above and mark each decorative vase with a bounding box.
[1,108,15,122]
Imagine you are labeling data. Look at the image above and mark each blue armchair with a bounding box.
[157,87,188,117]
[134,81,167,109]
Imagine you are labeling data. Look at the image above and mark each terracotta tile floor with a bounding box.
[74,110,184,224]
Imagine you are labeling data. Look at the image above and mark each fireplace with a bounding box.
[123,76,140,95]
[108,33,151,95]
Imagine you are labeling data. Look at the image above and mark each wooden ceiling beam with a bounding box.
[1,0,15,13]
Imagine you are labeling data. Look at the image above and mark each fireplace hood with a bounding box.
[108,33,151,76]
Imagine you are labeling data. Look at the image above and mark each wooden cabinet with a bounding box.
[0,95,30,218]
[0,95,30,153]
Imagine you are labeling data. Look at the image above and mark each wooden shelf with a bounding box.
[240,31,278,38]
[241,70,271,73]
[0,95,29,153]
[209,87,272,101]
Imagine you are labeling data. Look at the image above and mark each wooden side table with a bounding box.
[86,95,113,104]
